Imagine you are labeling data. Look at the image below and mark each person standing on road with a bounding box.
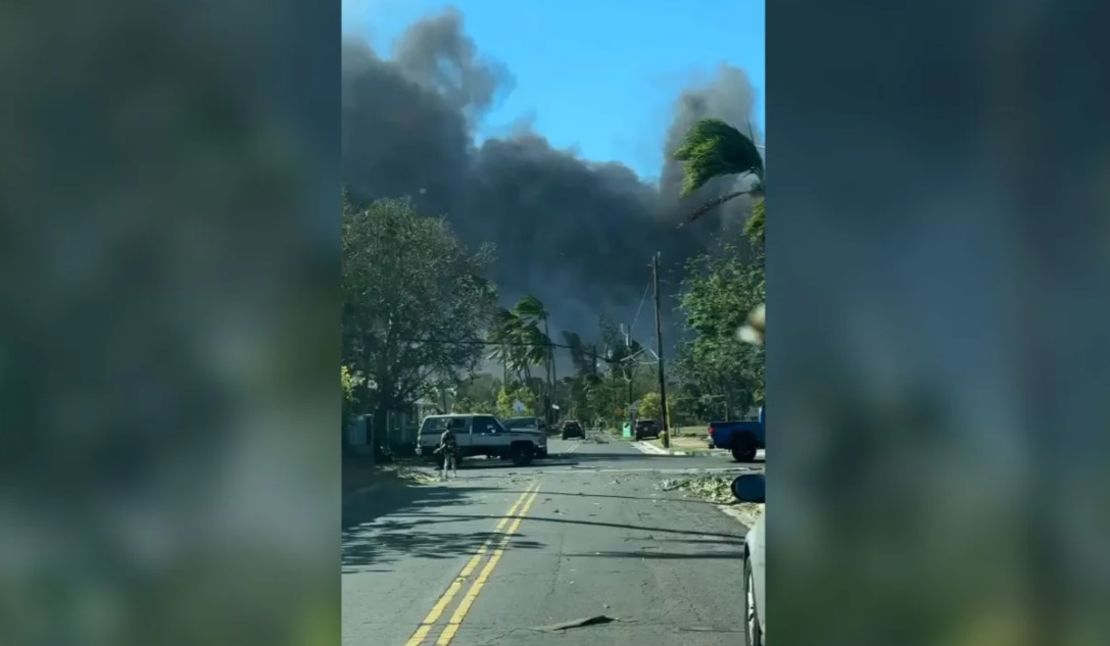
[437,420,460,480]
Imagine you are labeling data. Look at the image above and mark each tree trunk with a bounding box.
[682,189,754,225]
[371,406,388,464]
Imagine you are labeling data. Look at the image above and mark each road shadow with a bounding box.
[559,549,745,560]
[343,482,494,530]
[342,483,545,573]
[494,489,721,505]
[394,512,744,541]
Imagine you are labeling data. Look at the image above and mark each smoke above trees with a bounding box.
[341,7,761,356]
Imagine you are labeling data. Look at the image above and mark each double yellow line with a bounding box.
[404,480,542,646]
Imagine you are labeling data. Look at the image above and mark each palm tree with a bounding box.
[488,301,552,393]
[512,295,554,385]
[676,118,767,342]
[487,308,519,385]
[673,118,765,234]
[510,296,556,417]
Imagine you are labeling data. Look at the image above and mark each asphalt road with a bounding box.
[342,432,764,646]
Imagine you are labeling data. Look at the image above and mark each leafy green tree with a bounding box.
[676,240,765,415]
[455,373,502,413]
[639,391,661,420]
[342,196,498,433]
[341,364,364,434]
[496,384,536,418]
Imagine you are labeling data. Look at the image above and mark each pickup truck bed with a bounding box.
[707,407,765,462]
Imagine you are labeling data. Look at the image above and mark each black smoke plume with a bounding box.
[342,7,760,359]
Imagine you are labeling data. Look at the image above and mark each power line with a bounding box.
[629,280,651,338]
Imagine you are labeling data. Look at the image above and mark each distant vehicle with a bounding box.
[417,414,547,466]
[633,419,661,441]
[560,420,584,439]
[708,406,765,462]
[732,474,765,645]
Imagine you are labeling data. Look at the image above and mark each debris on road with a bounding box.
[532,615,616,632]
[378,464,440,486]
[660,473,744,504]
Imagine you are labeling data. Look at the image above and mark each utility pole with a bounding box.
[543,316,554,425]
[620,324,633,437]
[653,252,671,448]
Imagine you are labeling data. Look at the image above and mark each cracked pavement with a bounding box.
[342,432,764,645]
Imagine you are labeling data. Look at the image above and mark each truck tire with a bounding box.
[510,443,535,466]
[732,435,757,463]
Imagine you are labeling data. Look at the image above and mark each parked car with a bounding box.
[707,406,765,462]
[560,420,584,439]
[732,474,766,645]
[633,419,661,440]
[417,414,547,466]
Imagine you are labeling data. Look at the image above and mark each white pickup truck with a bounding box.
[417,414,547,466]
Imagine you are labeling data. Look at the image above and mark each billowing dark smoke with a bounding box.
[341,8,759,359]
[391,8,512,120]
[661,64,763,231]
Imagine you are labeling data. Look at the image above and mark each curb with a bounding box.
[632,441,722,457]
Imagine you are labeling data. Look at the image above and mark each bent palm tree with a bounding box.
[675,118,766,344]
[673,118,765,231]
[487,308,516,384]
[512,295,556,413]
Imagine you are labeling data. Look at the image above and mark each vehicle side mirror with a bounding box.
[731,474,765,503]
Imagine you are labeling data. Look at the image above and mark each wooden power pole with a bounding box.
[653,252,671,448]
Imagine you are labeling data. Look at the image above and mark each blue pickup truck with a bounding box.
[707,406,765,462]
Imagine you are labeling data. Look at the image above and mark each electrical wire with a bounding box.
[628,280,651,339]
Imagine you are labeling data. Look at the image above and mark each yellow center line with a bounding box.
[403,480,539,646]
[434,485,542,646]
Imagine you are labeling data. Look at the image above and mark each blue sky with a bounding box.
[342,0,764,182]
